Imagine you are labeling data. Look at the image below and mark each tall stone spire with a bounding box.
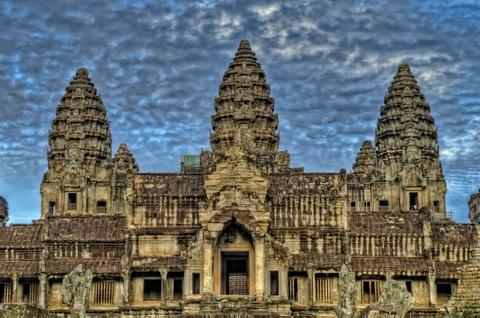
[374,64,446,215]
[210,40,279,160]
[41,68,113,217]
[47,68,112,170]
[375,64,438,164]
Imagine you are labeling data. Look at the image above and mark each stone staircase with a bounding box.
[446,224,480,315]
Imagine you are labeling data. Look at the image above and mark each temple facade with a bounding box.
[0,40,479,317]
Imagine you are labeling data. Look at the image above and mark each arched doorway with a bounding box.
[213,221,255,295]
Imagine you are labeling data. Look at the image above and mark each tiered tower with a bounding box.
[112,143,139,214]
[40,68,113,218]
[375,64,446,215]
[209,40,289,172]
[352,140,376,175]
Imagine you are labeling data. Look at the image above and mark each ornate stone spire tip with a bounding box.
[239,39,251,48]
[362,140,373,147]
[75,67,89,78]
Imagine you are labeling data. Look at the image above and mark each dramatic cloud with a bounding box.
[0,0,479,223]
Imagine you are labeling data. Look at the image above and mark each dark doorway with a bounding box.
[409,192,418,210]
[221,251,249,295]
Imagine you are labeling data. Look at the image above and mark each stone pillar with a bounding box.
[428,271,436,307]
[39,274,47,308]
[280,266,288,300]
[160,268,168,303]
[255,237,265,299]
[12,273,19,303]
[308,268,314,306]
[184,268,191,296]
[203,240,214,295]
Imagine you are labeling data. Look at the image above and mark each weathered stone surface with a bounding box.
[337,264,356,318]
[0,304,47,318]
[364,279,414,318]
[61,264,93,318]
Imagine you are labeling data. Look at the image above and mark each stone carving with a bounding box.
[364,279,414,318]
[61,264,93,318]
[337,264,356,318]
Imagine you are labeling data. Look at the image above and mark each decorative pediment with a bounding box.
[402,164,427,187]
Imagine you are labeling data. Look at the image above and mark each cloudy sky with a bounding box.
[0,0,479,223]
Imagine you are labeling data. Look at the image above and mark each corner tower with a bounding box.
[375,64,446,215]
[209,40,289,172]
[40,68,113,218]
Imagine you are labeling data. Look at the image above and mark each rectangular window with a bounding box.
[350,201,356,212]
[364,201,371,212]
[21,281,39,304]
[173,278,183,300]
[92,281,115,305]
[192,273,201,295]
[288,276,298,301]
[68,193,77,210]
[361,280,382,304]
[409,192,418,210]
[0,282,12,304]
[315,274,337,303]
[96,200,107,213]
[434,201,440,213]
[288,272,307,302]
[437,282,453,305]
[49,201,56,215]
[168,272,184,300]
[379,200,389,212]
[143,279,161,301]
[405,281,412,295]
[221,251,249,295]
[270,271,279,296]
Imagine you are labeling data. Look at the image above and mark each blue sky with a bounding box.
[1,0,480,223]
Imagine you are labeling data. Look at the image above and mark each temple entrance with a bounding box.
[214,221,255,295]
[221,251,249,295]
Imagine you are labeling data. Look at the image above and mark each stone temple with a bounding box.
[0,40,479,317]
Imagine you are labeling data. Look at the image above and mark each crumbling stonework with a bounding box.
[0,40,479,317]
[362,279,414,318]
[61,265,93,318]
[337,264,356,318]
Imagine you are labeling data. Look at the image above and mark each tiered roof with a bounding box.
[375,64,438,163]
[352,140,376,175]
[210,40,279,158]
[47,68,112,171]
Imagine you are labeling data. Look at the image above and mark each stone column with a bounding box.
[184,268,191,296]
[203,240,214,295]
[12,273,19,303]
[280,266,288,300]
[254,237,265,299]
[38,274,47,308]
[308,268,314,306]
[160,268,168,303]
[428,271,436,307]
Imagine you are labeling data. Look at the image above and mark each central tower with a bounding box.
[209,40,289,172]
